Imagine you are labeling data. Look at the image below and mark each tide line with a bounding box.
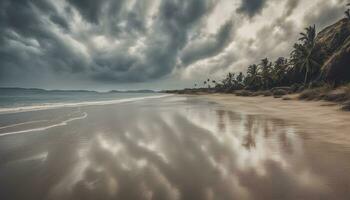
[0,94,172,114]
[0,112,88,137]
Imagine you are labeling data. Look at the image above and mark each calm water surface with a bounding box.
[0,96,349,200]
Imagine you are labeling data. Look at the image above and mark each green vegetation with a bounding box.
[210,24,323,92]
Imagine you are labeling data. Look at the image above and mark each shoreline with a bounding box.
[0,94,171,115]
[199,93,350,146]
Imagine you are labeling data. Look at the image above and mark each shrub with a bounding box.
[299,84,334,100]
[322,93,347,102]
[263,91,273,96]
[299,88,322,100]
[291,84,302,93]
[341,101,350,111]
[273,89,288,96]
[274,95,283,98]
[236,90,253,96]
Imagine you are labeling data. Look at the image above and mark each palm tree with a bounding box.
[271,57,288,86]
[236,72,244,83]
[211,80,217,89]
[259,58,272,89]
[222,73,235,89]
[234,72,245,89]
[299,25,316,47]
[345,3,350,19]
[245,64,260,89]
[207,78,211,88]
[291,25,320,85]
[247,64,258,77]
[290,43,305,77]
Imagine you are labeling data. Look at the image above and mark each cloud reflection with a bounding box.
[43,99,333,200]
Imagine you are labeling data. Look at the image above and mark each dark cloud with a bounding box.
[180,20,234,66]
[284,0,300,18]
[68,0,108,24]
[0,0,217,86]
[237,0,268,18]
[50,15,70,31]
[303,0,346,29]
[0,0,86,82]
[0,0,347,89]
[91,0,217,83]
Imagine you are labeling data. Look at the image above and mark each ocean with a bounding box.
[0,88,165,114]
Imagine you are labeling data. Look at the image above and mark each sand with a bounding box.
[1,95,350,199]
[203,94,350,146]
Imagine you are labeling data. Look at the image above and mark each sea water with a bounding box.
[0,88,165,114]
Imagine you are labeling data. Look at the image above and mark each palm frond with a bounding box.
[346,9,350,18]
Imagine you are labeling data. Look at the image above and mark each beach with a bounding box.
[1,95,350,200]
[204,94,350,146]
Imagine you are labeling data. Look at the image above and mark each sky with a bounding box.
[0,0,348,91]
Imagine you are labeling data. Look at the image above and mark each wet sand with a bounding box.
[0,95,350,200]
[204,94,350,146]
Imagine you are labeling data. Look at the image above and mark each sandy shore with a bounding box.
[1,95,350,199]
[203,94,350,146]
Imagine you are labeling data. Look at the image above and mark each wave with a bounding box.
[0,112,88,137]
[0,94,172,114]
[0,120,49,130]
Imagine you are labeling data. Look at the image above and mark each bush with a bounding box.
[262,91,273,96]
[248,90,273,96]
[274,95,283,98]
[322,93,347,102]
[273,89,288,96]
[236,90,253,96]
[297,85,306,92]
[341,101,350,111]
[291,84,302,93]
[299,89,321,100]
[309,81,328,89]
[299,84,333,100]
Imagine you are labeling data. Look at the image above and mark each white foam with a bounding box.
[0,112,88,137]
[0,94,172,114]
[0,120,49,130]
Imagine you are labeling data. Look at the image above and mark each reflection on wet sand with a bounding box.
[0,96,350,200]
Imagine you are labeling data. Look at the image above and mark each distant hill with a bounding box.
[108,90,156,93]
[0,87,99,94]
[0,87,157,95]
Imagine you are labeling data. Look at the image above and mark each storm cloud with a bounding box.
[180,20,234,66]
[0,0,347,89]
[236,0,268,18]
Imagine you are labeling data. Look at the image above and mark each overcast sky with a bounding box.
[0,0,347,91]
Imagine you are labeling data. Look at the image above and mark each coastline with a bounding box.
[200,93,350,146]
[0,93,170,115]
